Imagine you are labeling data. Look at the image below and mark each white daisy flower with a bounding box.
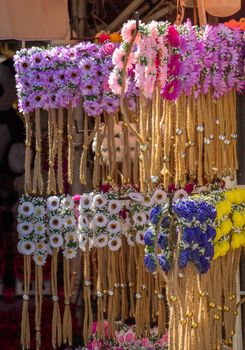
[18,201,34,216]
[64,216,75,228]
[49,216,63,230]
[133,212,147,226]
[128,192,143,202]
[47,196,60,211]
[34,222,45,235]
[108,199,122,214]
[33,254,47,266]
[34,205,45,217]
[93,234,108,248]
[65,232,77,242]
[173,189,188,201]
[17,222,33,236]
[50,233,63,248]
[63,248,76,259]
[79,194,92,209]
[108,220,121,234]
[19,240,35,255]
[93,213,108,228]
[153,189,167,205]
[142,196,154,207]
[135,231,145,245]
[144,210,151,224]
[61,196,74,210]
[35,242,47,251]
[127,234,135,246]
[78,214,89,228]
[108,237,122,251]
[17,240,23,254]
[92,194,107,208]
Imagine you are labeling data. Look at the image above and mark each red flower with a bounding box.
[167,26,180,47]
[99,33,110,44]
[185,182,195,194]
[161,79,181,100]
[168,183,176,193]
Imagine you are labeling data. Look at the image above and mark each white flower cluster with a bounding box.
[78,193,93,251]
[92,122,137,164]
[91,191,123,251]
[47,195,78,259]
[17,196,48,266]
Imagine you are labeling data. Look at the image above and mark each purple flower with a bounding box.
[158,254,170,272]
[157,232,168,249]
[179,248,190,268]
[83,99,103,116]
[144,253,157,273]
[150,205,162,225]
[144,229,154,246]
[80,58,97,75]
[102,94,119,114]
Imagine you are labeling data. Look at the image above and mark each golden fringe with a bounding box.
[63,258,72,346]
[32,109,44,194]
[21,255,31,349]
[35,265,43,350]
[51,249,62,349]
[83,243,93,344]
[57,108,64,193]
[67,105,74,185]
[47,109,57,195]
[96,248,105,339]
[24,113,32,194]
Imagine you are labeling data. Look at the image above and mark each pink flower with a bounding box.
[162,331,169,343]
[168,54,182,76]
[156,338,165,346]
[109,72,122,95]
[141,337,150,347]
[102,42,115,56]
[167,26,180,47]
[118,335,125,344]
[125,330,135,343]
[112,48,125,69]
[161,79,181,100]
[73,194,81,202]
[121,20,136,43]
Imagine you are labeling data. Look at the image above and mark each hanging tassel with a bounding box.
[96,248,105,339]
[47,109,57,195]
[57,108,64,193]
[51,248,62,349]
[35,265,43,350]
[107,251,117,338]
[119,238,128,321]
[67,104,74,185]
[24,113,33,194]
[93,117,106,188]
[127,245,136,318]
[63,258,72,346]
[21,255,31,349]
[83,242,93,344]
[32,109,44,195]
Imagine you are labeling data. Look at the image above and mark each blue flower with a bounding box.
[196,255,210,273]
[190,248,200,263]
[206,225,216,240]
[196,209,206,223]
[179,248,190,268]
[158,232,168,249]
[204,243,214,258]
[158,254,170,272]
[144,229,155,246]
[161,216,170,228]
[173,200,197,221]
[144,253,157,273]
[150,205,162,225]
[182,226,201,243]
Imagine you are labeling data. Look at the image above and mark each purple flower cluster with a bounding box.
[173,199,216,273]
[14,42,120,116]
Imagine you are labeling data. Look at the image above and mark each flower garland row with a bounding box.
[110,20,245,100]
[17,188,245,268]
[144,188,245,275]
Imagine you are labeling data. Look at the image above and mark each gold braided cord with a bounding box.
[57,108,64,193]
[67,105,74,185]
[63,258,72,346]
[21,255,31,350]
[51,249,62,349]
[35,265,43,350]
[24,113,32,194]
[32,108,44,195]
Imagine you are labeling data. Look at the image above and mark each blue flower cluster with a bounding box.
[173,199,217,273]
[144,206,172,274]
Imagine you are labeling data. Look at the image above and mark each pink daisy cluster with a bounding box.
[109,20,245,101]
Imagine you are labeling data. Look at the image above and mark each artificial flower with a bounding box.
[108,220,121,234]
[108,199,122,214]
[47,196,60,211]
[34,222,46,235]
[108,237,122,251]
[93,234,108,248]
[17,222,33,236]
[153,189,167,205]
[19,240,36,255]
[92,194,107,208]
[49,233,64,248]
[49,216,63,230]
[18,202,34,216]
[93,213,108,228]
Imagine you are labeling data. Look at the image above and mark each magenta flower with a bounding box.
[168,54,182,76]
[161,79,181,100]
[167,25,180,47]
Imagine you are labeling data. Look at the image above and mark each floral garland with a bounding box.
[109,20,245,101]
[77,193,93,251]
[17,195,48,265]
[82,321,168,350]
[91,188,123,251]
